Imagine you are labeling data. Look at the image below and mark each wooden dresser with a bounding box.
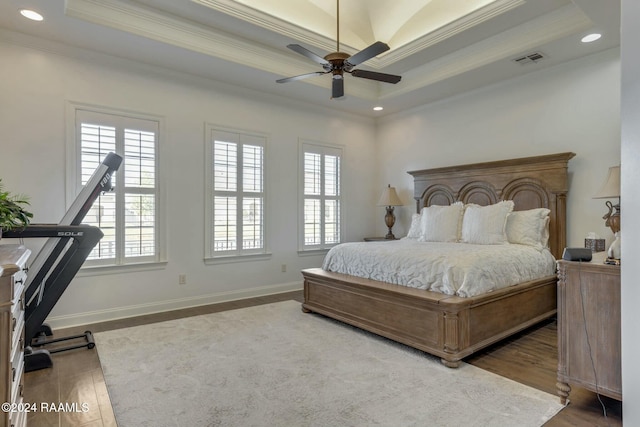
[1,245,30,427]
[556,251,621,404]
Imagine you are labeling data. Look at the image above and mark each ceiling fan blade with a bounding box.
[332,76,344,98]
[286,44,330,66]
[350,69,402,84]
[345,41,390,67]
[276,71,327,84]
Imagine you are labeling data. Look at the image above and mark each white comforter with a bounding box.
[322,239,556,297]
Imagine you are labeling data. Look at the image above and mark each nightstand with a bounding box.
[556,251,621,404]
[363,237,398,242]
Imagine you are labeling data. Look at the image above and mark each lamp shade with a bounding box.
[377,185,402,206]
[593,165,620,199]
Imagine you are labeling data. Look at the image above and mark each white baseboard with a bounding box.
[45,281,303,330]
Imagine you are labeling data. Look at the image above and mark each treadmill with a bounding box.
[4,152,123,371]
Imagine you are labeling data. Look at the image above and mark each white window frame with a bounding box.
[298,139,344,252]
[66,102,165,272]
[204,124,269,263]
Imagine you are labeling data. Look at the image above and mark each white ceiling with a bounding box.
[0,0,620,117]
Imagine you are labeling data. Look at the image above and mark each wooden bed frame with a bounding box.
[301,152,575,367]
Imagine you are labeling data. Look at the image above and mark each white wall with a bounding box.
[0,37,377,326]
[0,34,624,338]
[375,48,621,248]
[621,0,640,423]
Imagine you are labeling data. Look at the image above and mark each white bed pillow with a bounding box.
[419,202,464,242]
[406,213,422,239]
[460,200,514,245]
[505,208,551,249]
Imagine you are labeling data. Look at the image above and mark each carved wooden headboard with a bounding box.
[407,152,575,259]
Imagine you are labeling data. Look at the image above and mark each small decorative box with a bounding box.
[585,238,605,252]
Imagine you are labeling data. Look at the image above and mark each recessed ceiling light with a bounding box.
[373,106,383,111]
[20,9,44,21]
[581,33,601,43]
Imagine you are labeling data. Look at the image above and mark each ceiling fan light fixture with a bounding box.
[373,106,384,111]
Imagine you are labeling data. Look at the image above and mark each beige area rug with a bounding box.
[94,300,564,427]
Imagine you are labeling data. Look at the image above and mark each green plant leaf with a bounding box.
[0,178,33,231]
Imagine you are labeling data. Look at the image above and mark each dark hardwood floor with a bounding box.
[24,291,622,426]
[466,319,622,427]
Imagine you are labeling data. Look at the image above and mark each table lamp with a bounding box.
[377,184,403,239]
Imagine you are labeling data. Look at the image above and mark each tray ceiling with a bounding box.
[0,0,620,116]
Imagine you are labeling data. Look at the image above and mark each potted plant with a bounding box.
[0,178,33,238]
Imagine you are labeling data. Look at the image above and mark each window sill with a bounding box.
[204,252,272,265]
[78,260,168,277]
[297,249,330,257]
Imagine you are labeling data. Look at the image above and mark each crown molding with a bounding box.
[65,0,279,70]
[379,3,592,99]
[192,0,525,70]
[62,0,594,103]
[191,0,339,53]
[376,0,525,68]
[65,0,377,100]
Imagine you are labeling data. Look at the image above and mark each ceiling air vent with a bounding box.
[512,52,546,65]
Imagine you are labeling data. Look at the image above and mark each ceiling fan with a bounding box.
[276,0,402,99]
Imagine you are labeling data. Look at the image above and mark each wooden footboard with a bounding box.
[301,268,557,367]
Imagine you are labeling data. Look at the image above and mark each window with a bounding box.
[69,107,162,267]
[205,126,267,259]
[299,140,343,250]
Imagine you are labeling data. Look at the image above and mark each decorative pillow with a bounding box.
[505,208,551,249]
[406,213,422,239]
[460,200,514,245]
[419,202,464,242]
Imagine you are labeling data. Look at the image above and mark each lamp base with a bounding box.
[607,232,621,260]
[384,206,396,240]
